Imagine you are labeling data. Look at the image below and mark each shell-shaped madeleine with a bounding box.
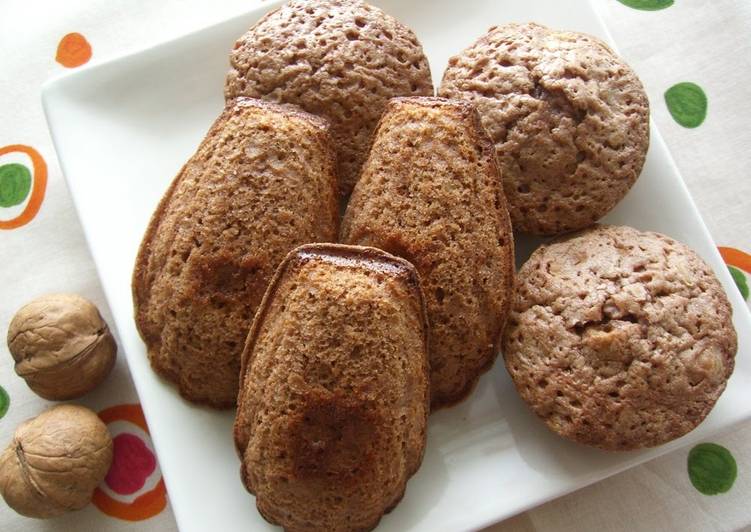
[133,98,339,407]
[235,244,429,532]
[341,97,515,409]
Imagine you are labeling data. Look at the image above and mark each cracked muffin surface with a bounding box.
[502,225,737,450]
[226,0,433,198]
[439,23,649,235]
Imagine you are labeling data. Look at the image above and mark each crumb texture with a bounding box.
[235,244,429,532]
[341,97,515,408]
[133,98,338,407]
[226,0,433,197]
[439,23,649,235]
[503,225,737,450]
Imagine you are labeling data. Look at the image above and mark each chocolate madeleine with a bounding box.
[133,98,338,407]
[341,96,515,409]
[235,243,429,532]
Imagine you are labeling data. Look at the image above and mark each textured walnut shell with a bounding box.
[7,294,117,400]
[0,404,113,518]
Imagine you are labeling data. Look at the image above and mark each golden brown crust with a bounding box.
[237,243,428,396]
[342,96,515,409]
[133,97,339,408]
[234,243,429,532]
[503,225,737,450]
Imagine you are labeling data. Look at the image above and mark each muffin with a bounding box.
[235,244,429,532]
[341,97,515,409]
[225,0,434,197]
[439,23,649,235]
[133,98,338,408]
[503,225,737,450]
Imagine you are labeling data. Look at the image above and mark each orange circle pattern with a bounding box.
[0,144,47,230]
[56,32,92,68]
[94,404,168,521]
[719,246,751,274]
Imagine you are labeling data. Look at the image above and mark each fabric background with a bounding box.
[0,0,748,530]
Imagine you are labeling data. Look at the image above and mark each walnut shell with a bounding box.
[0,404,113,518]
[7,294,117,400]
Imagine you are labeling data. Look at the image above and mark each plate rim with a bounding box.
[40,1,751,530]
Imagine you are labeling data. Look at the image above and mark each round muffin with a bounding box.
[503,225,737,451]
[225,0,434,198]
[439,23,649,235]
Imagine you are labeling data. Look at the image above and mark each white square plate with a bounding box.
[42,1,751,531]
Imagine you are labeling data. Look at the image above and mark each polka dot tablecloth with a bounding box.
[0,1,748,531]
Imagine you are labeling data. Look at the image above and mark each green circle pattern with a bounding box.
[0,385,9,419]
[665,82,708,128]
[0,163,32,208]
[729,266,749,301]
[617,0,674,10]
[688,443,737,495]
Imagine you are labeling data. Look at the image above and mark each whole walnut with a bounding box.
[7,294,117,400]
[0,404,113,518]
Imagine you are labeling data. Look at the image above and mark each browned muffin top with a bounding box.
[341,96,515,409]
[225,0,434,198]
[236,244,429,532]
[503,225,737,450]
[440,23,649,235]
[133,98,339,407]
